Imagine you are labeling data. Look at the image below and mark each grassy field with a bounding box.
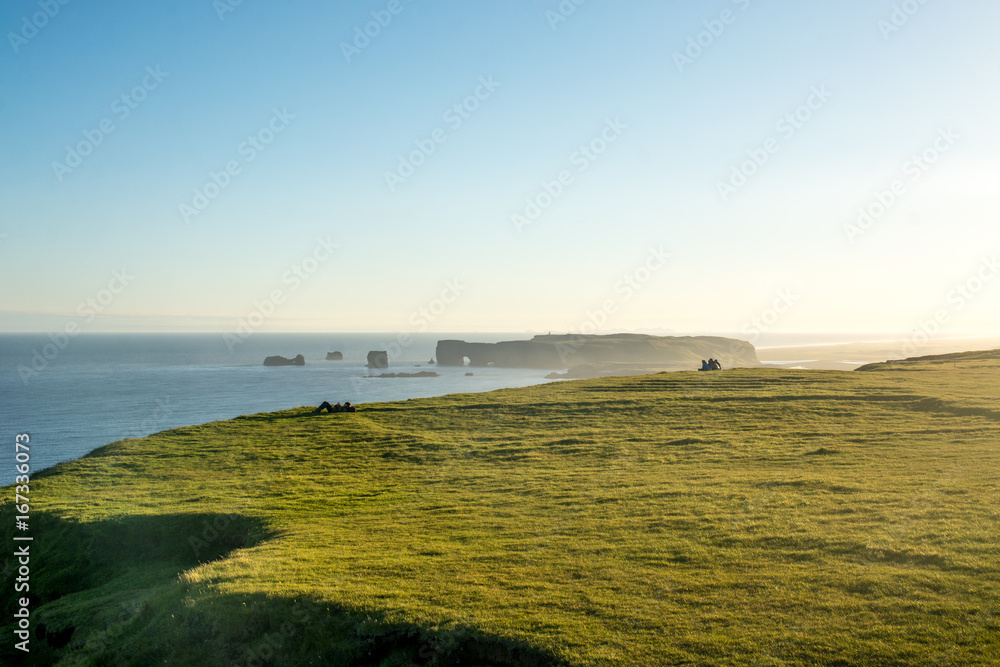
[3,351,1000,665]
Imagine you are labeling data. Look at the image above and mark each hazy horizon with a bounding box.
[3,325,1000,340]
[2,1,998,337]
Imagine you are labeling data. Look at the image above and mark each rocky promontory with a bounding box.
[436,334,759,375]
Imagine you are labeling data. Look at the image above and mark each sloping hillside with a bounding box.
[3,365,999,665]
[856,347,1000,371]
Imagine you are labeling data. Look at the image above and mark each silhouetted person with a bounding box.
[709,359,722,371]
[315,401,356,413]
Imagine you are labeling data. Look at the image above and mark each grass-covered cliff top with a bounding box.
[3,353,999,665]
[857,346,1000,371]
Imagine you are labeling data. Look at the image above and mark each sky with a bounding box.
[1,0,998,337]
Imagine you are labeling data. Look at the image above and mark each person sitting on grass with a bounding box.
[699,359,710,371]
[709,358,722,371]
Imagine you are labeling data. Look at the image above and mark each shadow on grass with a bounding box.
[0,508,277,660]
[127,590,569,666]
[0,508,565,666]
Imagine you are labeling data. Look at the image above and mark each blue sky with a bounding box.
[1,0,998,335]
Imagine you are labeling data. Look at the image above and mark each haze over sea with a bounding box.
[0,330,990,484]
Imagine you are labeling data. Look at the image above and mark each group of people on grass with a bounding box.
[699,358,723,371]
[314,401,356,413]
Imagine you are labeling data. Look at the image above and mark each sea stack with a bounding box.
[263,354,305,367]
[366,351,389,369]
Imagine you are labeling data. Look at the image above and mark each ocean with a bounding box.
[0,333,558,484]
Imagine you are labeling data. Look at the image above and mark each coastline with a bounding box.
[6,332,999,482]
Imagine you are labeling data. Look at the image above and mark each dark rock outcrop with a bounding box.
[263,354,305,367]
[436,334,760,371]
[366,351,389,369]
[326,351,343,361]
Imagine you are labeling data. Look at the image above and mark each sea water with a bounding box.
[0,333,554,483]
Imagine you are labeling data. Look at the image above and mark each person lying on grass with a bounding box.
[314,401,356,413]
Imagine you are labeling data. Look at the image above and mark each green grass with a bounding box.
[3,353,1000,665]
